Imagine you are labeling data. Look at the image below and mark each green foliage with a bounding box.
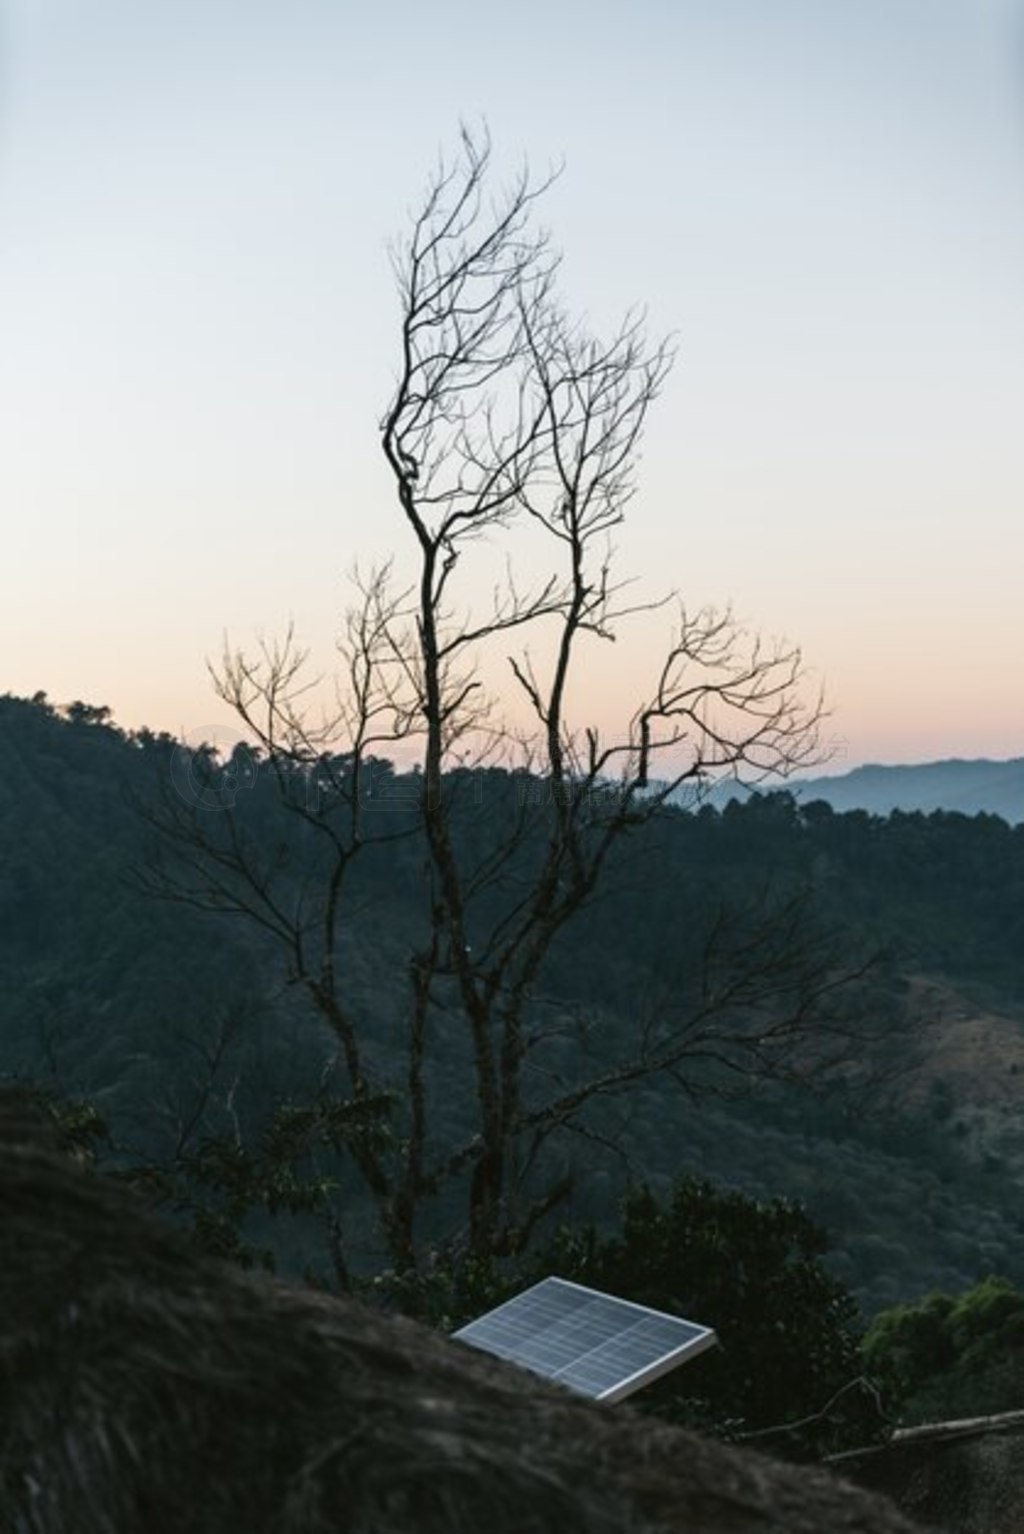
[0,1078,110,1159]
[370,1177,880,1455]
[127,1094,396,1272]
[527,1178,878,1455]
[865,1276,1024,1423]
[370,1251,521,1332]
[43,1090,110,1159]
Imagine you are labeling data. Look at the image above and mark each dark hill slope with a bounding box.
[3,693,1024,1312]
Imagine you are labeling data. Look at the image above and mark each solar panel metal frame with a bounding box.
[452,1275,717,1403]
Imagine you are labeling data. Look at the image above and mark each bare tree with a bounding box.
[140,129,844,1277]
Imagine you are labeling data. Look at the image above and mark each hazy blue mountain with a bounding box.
[704,758,1024,823]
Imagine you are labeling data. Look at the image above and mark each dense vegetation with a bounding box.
[368,1172,882,1453]
[538,1179,879,1452]
[864,1275,1024,1425]
[3,690,1024,1328]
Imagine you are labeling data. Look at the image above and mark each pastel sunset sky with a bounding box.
[1,0,1022,769]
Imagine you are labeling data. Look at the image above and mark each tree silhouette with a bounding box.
[140,129,851,1279]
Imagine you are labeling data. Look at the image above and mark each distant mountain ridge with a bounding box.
[714,758,1024,824]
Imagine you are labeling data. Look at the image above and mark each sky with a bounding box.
[1,0,1022,770]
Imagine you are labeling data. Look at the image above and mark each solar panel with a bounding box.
[452,1276,716,1403]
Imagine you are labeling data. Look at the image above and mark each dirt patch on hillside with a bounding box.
[898,976,1024,1112]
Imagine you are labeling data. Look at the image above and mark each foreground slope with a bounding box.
[0,1094,927,1534]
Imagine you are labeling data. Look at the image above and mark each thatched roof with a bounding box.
[834,1411,1024,1533]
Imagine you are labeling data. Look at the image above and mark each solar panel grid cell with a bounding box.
[452,1277,716,1404]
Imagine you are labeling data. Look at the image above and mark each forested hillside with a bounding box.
[3,690,1024,1314]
